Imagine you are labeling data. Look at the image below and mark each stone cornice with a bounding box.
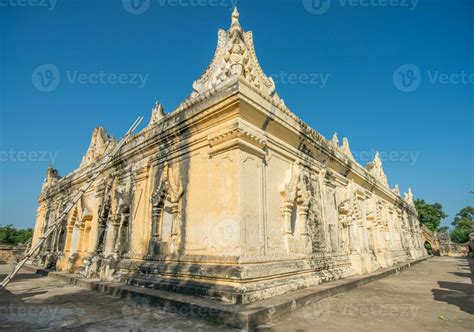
[39,78,416,216]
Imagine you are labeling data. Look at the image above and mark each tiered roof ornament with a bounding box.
[148,101,166,128]
[392,184,401,196]
[404,187,415,206]
[80,127,115,168]
[366,151,388,186]
[330,132,356,162]
[341,137,356,162]
[191,7,284,108]
[331,132,339,147]
[41,165,61,191]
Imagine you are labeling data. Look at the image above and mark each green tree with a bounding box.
[14,228,34,244]
[450,206,474,243]
[0,225,33,245]
[414,199,448,232]
[0,225,16,245]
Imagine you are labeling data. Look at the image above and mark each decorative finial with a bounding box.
[232,6,239,24]
[404,187,414,206]
[393,184,400,196]
[331,132,339,146]
[148,101,166,127]
[341,137,355,161]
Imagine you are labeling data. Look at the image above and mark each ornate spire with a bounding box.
[392,184,400,196]
[232,6,239,25]
[191,7,278,101]
[148,101,166,128]
[331,132,339,147]
[42,164,61,191]
[341,137,355,162]
[80,127,115,168]
[366,151,388,186]
[404,187,415,206]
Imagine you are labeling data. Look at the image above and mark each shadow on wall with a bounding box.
[431,257,474,315]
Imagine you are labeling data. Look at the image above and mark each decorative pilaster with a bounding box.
[104,214,120,257]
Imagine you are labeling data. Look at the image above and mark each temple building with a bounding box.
[31,8,427,304]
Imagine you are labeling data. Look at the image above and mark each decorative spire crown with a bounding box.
[148,101,166,127]
[331,132,339,146]
[191,7,282,105]
[366,151,388,186]
[392,184,400,196]
[232,6,239,24]
[404,187,415,206]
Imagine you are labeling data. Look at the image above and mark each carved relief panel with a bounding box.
[149,161,184,257]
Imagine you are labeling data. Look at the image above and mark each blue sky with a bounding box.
[0,0,472,229]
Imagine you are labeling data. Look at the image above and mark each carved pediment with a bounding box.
[366,152,388,186]
[151,161,184,207]
[280,162,301,204]
[80,127,116,168]
[41,165,61,191]
[191,8,287,110]
[330,132,339,147]
[392,184,401,196]
[280,162,311,208]
[341,137,356,162]
[404,187,415,207]
[147,102,166,128]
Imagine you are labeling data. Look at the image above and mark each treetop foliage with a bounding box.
[0,225,33,246]
[450,206,474,243]
[414,199,448,232]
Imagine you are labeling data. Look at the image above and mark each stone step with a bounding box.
[21,256,431,330]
